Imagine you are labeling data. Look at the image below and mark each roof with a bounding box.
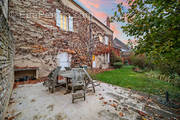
[69,0,113,33]
[113,38,130,51]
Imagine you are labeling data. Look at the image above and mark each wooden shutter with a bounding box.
[69,16,73,31]
[60,14,63,30]
[64,15,67,30]
[56,9,61,27]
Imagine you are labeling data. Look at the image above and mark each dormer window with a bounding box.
[56,9,73,32]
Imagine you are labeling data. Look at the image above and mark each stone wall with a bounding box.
[0,1,14,119]
[9,0,113,77]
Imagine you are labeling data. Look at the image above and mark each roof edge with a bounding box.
[69,0,113,33]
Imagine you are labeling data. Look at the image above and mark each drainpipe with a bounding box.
[89,14,92,68]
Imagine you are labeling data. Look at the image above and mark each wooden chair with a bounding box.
[71,68,86,103]
[82,68,95,93]
[43,67,61,93]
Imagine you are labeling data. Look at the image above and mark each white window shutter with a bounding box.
[56,9,61,27]
[69,16,73,31]
[99,35,103,43]
[63,15,65,30]
[108,53,110,63]
[105,36,109,45]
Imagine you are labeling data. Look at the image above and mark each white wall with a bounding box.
[94,54,109,69]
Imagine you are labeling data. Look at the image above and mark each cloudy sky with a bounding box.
[74,0,133,44]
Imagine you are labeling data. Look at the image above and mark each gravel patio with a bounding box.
[5,81,178,120]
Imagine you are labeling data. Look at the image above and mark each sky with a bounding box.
[73,0,133,44]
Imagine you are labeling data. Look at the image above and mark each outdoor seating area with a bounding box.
[5,81,178,120]
[1,0,179,119]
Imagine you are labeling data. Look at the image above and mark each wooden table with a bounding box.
[59,70,85,94]
[59,70,73,92]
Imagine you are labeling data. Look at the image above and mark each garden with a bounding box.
[95,65,180,102]
[92,51,180,103]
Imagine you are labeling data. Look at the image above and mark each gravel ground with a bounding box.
[5,81,178,120]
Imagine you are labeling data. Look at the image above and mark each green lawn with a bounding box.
[95,66,180,101]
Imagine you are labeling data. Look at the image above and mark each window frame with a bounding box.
[104,36,109,45]
[56,9,73,32]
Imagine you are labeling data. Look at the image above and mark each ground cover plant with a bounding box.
[95,66,180,101]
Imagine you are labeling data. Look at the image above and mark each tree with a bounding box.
[112,0,180,75]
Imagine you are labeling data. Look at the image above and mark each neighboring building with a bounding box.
[113,37,130,57]
[9,0,113,78]
[0,0,14,119]
[112,38,131,64]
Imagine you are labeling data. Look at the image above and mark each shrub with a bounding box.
[129,53,145,69]
[113,62,123,69]
[146,71,180,87]
[129,53,154,70]
[173,74,180,87]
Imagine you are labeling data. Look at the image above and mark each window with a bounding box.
[56,9,61,27]
[56,9,73,31]
[108,53,110,63]
[99,34,109,45]
[57,52,72,70]
[104,53,110,64]
[99,34,104,43]
[69,16,73,31]
[105,36,109,45]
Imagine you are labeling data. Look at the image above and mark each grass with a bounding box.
[95,65,180,101]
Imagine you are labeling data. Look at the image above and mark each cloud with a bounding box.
[115,0,136,8]
[78,0,100,9]
[91,10,108,21]
[88,2,99,8]
[115,0,131,8]
[111,23,120,35]
[77,0,109,22]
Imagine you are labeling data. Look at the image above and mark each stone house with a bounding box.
[112,38,130,56]
[112,38,131,64]
[9,0,113,78]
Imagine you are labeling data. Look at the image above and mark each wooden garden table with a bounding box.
[59,70,86,93]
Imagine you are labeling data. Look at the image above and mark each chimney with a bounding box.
[106,17,110,28]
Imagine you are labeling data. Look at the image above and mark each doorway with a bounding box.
[57,52,71,70]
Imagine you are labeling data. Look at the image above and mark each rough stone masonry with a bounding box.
[9,0,113,78]
[0,0,14,119]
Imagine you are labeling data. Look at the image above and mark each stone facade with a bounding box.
[0,1,14,119]
[9,0,113,77]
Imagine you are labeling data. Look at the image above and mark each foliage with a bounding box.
[95,66,180,101]
[158,62,180,78]
[146,70,180,87]
[113,62,123,69]
[112,0,180,76]
[110,51,122,65]
[129,53,154,70]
